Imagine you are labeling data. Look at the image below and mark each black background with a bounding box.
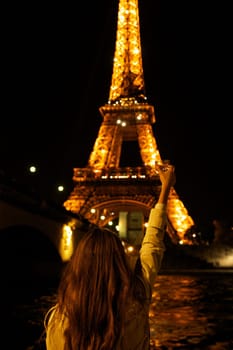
[1,0,232,234]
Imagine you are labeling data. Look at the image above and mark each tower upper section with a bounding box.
[109,0,146,104]
[63,0,195,245]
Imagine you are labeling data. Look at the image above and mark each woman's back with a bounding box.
[45,163,176,350]
[45,278,151,350]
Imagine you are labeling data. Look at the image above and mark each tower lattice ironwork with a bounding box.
[64,0,195,245]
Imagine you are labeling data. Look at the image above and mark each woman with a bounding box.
[44,164,176,349]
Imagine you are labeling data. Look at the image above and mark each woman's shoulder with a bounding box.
[44,304,58,329]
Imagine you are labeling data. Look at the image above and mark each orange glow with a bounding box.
[59,224,74,261]
[63,0,195,245]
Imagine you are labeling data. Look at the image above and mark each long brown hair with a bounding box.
[57,226,134,349]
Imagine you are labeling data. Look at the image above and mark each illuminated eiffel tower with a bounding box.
[64,0,195,245]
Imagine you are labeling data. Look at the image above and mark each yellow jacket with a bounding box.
[45,203,167,350]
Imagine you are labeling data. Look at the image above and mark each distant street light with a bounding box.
[29,165,37,173]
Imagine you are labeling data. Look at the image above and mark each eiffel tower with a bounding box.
[64,0,195,245]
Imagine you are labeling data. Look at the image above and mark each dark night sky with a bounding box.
[1,1,232,232]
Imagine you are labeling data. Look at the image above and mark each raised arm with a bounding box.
[139,164,176,287]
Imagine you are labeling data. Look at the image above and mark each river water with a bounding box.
[7,269,233,350]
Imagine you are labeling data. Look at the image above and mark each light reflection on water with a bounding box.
[11,271,233,350]
[149,273,233,349]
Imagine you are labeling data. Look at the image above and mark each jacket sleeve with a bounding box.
[139,203,167,288]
